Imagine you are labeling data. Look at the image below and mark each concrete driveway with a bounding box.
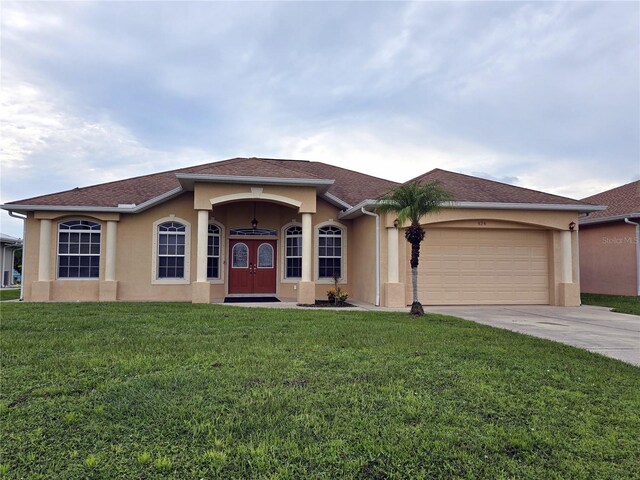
[225,301,639,366]
[424,305,640,366]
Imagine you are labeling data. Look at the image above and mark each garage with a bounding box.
[409,228,550,305]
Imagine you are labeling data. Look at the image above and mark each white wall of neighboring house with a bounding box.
[1,234,22,287]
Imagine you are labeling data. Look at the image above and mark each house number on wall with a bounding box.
[477,221,487,226]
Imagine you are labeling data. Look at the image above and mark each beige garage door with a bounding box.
[408,228,550,305]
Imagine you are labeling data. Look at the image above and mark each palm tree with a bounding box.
[375,181,453,316]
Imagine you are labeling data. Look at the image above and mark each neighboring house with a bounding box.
[579,180,640,296]
[1,158,602,306]
[0,233,22,287]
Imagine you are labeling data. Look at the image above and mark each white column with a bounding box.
[387,227,399,283]
[38,219,52,281]
[196,210,209,283]
[302,213,312,282]
[105,221,118,281]
[560,230,572,283]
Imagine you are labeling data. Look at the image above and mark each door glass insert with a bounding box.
[257,243,274,268]
[232,243,249,268]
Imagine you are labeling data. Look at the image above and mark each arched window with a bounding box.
[207,224,221,279]
[157,221,186,279]
[284,225,302,278]
[257,243,274,268]
[318,225,343,279]
[232,243,249,268]
[57,220,101,278]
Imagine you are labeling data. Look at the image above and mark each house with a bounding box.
[0,233,22,287]
[579,180,639,296]
[0,157,602,306]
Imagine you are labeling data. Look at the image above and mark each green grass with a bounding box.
[1,303,638,479]
[581,293,640,316]
[0,289,20,302]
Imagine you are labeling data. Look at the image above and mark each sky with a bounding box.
[1,1,639,238]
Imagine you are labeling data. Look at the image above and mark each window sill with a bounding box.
[316,278,347,285]
[152,278,191,285]
[55,278,101,281]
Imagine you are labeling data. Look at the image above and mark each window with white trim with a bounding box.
[157,221,186,278]
[57,220,101,279]
[318,225,342,278]
[207,224,221,279]
[284,225,302,278]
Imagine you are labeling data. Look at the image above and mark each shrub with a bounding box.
[327,288,349,305]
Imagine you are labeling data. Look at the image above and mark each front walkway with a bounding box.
[222,300,640,366]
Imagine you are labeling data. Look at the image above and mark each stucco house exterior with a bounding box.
[1,157,602,306]
[579,180,639,296]
[0,233,22,287]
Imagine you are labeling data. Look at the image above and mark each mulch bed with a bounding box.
[297,300,356,308]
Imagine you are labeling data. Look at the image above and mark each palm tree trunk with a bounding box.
[409,240,424,316]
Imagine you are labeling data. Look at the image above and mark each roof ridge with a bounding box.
[411,168,587,204]
[6,157,317,205]
[5,158,256,205]
[6,167,186,205]
[309,161,401,185]
[273,159,399,185]
[404,168,440,184]
[581,178,640,202]
[260,158,323,179]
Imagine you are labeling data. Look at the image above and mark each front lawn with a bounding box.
[581,293,640,316]
[0,289,20,302]
[1,303,638,479]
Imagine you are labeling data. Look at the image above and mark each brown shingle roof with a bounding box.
[5,157,397,209]
[5,160,595,211]
[406,169,588,205]
[580,180,640,220]
[265,160,399,206]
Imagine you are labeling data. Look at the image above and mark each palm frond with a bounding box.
[375,181,454,225]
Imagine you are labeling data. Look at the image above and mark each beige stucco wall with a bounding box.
[579,222,638,296]
[310,199,353,300]
[116,193,196,301]
[20,192,585,307]
[388,207,579,231]
[194,183,317,213]
[21,189,351,302]
[22,212,38,300]
[23,211,112,301]
[349,214,377,304]
[395,209,581,307]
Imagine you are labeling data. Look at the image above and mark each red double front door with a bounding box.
[228,239,277,294]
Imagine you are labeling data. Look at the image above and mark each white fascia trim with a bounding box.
[322,191,352,210]
[339,199,606,219]
[0,187,184,214]
[579,212,640,225]
[176,173,335,192]
[449,201,607,212]
[338,199,379,219]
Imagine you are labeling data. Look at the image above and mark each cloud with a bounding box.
[471,172,520,186]
[269,119,626,201]
[0,77,217,237]
[1,1,638,237]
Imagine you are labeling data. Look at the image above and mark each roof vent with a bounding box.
[117,203,136,208]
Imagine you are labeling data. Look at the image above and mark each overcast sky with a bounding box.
[1,1,639,238]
